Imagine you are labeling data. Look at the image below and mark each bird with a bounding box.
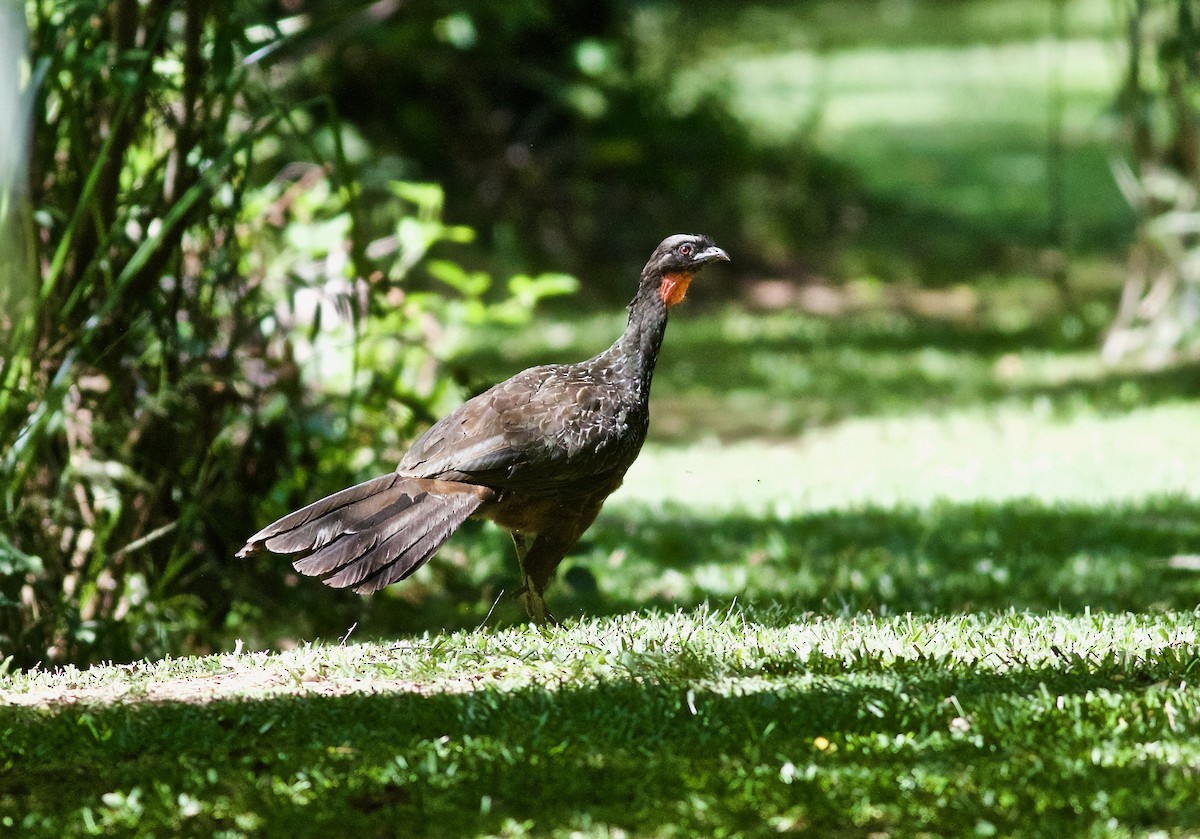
[237,233,729,622]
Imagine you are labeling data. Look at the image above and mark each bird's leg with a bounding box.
[510,532,557,625]
[522,588,556,625]
[511,531,533,586]
[510,532,539,614]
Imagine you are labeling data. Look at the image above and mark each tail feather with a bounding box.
[237,474,403,556]
[289,492,425,576]
[268,485,417,555]
[293,492,431,581]
[370,508,475,590]
[237,474,492,594]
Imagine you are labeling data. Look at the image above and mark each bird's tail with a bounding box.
[237,474,493,594]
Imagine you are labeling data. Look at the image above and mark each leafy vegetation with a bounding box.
[0,1,574,669]
[3,0,278,668]
[278,0,852,285]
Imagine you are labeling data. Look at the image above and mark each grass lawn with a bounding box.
[4,282,1200,836]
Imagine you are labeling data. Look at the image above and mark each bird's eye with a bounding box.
[678,243,694,258]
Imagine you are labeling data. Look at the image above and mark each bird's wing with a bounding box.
[396,364,642,491]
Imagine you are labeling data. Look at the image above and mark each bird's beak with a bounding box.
[695,245,730,265]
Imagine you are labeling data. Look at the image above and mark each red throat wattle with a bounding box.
[660,271,694,307]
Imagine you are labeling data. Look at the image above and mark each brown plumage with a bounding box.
[237,233,729,621]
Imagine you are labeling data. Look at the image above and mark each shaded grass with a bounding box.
[459,300,1200,441]
[258,495,1200,643]
[4,609,1200,836]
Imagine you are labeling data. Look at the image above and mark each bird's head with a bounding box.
[643,233,730,307]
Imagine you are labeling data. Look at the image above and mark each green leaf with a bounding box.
[427,260,490,297]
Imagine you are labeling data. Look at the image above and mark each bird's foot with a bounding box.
[517,586,559,626]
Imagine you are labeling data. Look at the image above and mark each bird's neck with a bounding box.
[605,276,669,397]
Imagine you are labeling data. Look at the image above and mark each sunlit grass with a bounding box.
[621,401,1200,515]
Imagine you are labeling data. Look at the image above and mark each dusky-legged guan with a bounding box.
[237,234,729,621]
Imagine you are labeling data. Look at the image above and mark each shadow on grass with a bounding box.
[5,642,1199,836]
[237,495,1200,644]
[836,129,1135,282]
[649,346,1200,441]
[551,495,1200,618]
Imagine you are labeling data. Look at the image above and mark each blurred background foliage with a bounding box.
[1,0,1199,667]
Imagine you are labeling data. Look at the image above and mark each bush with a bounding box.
[0,1,573,668]
[280,0,850,287]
